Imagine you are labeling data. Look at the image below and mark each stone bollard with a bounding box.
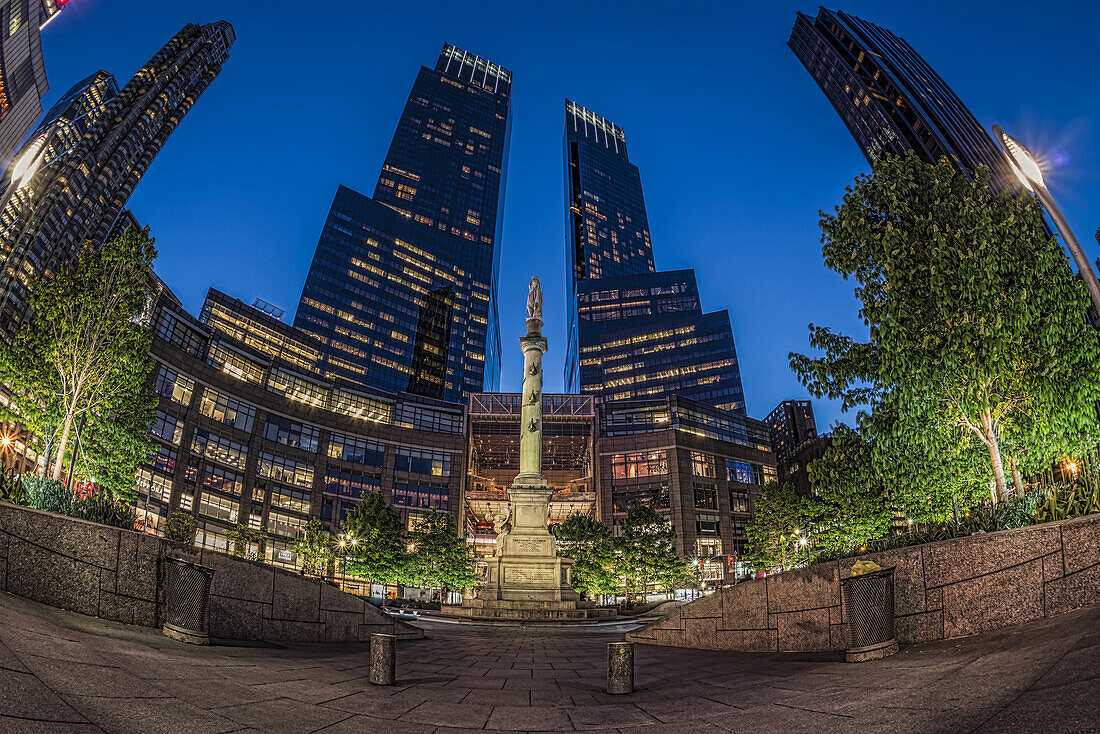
[607,642,634,695]
[370,633,396,686]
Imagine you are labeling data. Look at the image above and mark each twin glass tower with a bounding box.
[298,9,1009,411]
[296,45,748,413]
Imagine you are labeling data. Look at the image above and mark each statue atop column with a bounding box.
[526,276,543,321]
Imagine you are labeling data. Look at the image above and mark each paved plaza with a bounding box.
[0,591,1097,733]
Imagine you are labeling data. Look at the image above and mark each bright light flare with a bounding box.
[11,135,46,189]
[993,125,1044,190]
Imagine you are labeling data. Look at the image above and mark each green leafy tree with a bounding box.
[294,517,334,576]
[554,513,618,598]
[791,153,1100,504]
[341,492,409,585]
[803,426,893,556]
[0,227,157,497]
[406,511,476,594]
[226,524,267,559]
[617,504,689,602]
[164,509,197,544]
[744,482,813,573]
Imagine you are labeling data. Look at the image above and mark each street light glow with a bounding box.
[992,125,1043,190]
[11,135,46,190]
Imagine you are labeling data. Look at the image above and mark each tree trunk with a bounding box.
[51,410,75,481]
[1010,458,1024,500]
[980,410,1009,503]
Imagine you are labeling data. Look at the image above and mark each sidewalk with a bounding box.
[0,590,1096,733]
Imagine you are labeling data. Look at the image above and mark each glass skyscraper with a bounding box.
[294,45,512,403]
[788,7,1017,192]
[0,21,234,336]
[563,101,746,414]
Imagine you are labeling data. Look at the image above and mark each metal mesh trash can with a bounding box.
[163,557,215,645]
[840,566,898,662]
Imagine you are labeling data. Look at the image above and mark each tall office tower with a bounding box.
[563,101,746,414]
[563,100,654,392]
[0,1,71,170]
[577,270,746,414]
[765,400,817,464]
[295,45,512,403]
[788,7,1017,193]
[0,21,234,336]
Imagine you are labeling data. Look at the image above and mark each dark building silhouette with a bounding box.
[294,45,512,402]
[562,101,746,413]
[0,21,234,336]
[766,400,817,464]
[767,399,831,496]
[563,100,654,392]
[0,0,70,170]
[406,285,455,400]
[577,270,746,413]
[789,7,1017,192]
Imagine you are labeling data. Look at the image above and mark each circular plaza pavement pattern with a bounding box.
[0,591,1097,733]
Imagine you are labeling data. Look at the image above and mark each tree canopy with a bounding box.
[554,513,619,598]
[791,153,1100,506]
[744,481,813,572]
[617,504,690,601]
[341,491,409,585]
[406,511,477,592]
[0,226,158,498]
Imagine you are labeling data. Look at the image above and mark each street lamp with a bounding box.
[993,125,1100,319]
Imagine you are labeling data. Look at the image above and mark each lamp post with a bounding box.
[993,125,1100,319]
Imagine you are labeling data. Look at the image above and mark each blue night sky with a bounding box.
[38,1,1100,429]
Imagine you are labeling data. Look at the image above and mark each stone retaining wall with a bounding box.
[0,501,419,642]
[628,512,1100,652]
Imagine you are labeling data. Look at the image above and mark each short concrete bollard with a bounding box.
[370,633,396,686]
[607,642,634,694]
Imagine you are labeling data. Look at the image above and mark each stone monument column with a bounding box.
[515,321,546,488]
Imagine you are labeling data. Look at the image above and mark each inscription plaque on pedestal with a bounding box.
[505,566,555,585]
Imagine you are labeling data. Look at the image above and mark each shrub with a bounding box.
[164,509,197,544]
[23,475,74,514]
[0,462,26,504]
[1035,482,1100,523]
[22,474,135,530]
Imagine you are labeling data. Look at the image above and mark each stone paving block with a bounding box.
[1042,550,1066,582]
[942,558,1044,638]
[272,572,321,623]
[776,608,830,651]
[216,697,348,733]
[6,539,100,616]
[486,704,574,731]
[720,578,769,630]
[116,531,161,602]
[208,595,267,640]
[1044,563,1100,616]
[400,700,493,728]
[767,561,839,614]
[0,669,90,722]
[200,550,274,605]
[923,522,1061,587]
[569,703,660,730]
[1060,513,1100,574]
[895,610,944,645]
[320,580,364,613]
[261,618,325,642]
